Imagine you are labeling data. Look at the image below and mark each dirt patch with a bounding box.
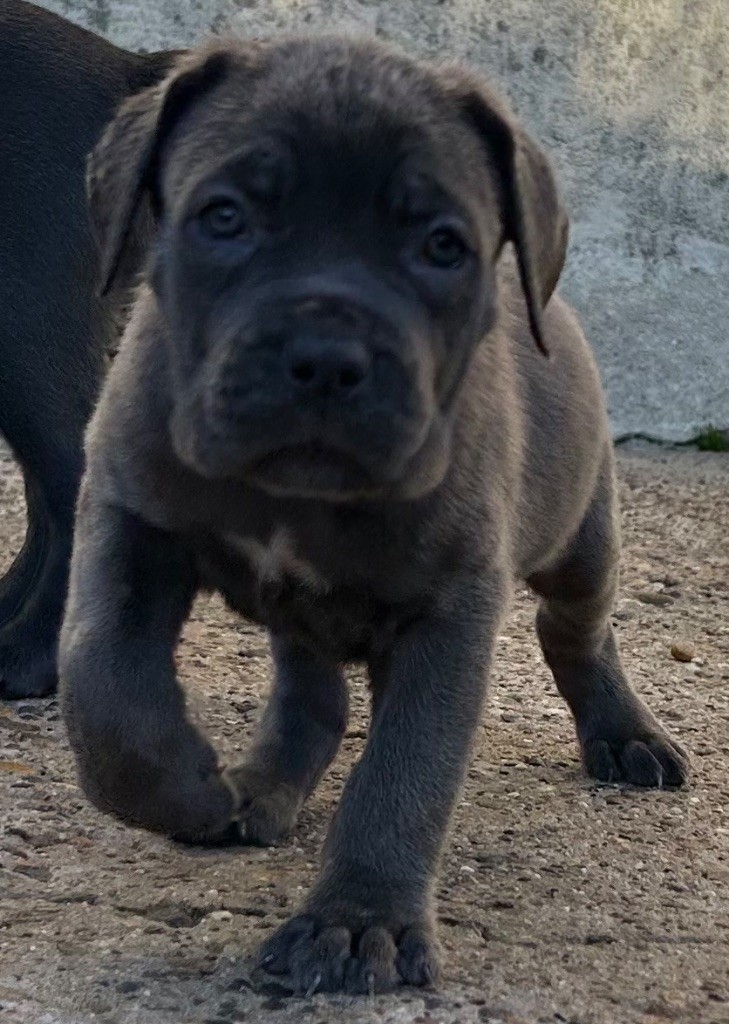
[1,443,728,1024]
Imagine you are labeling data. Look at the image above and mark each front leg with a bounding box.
[59,488,236,842]
[258,572,509,994]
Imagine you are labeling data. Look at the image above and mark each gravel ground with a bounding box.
[0,442,727,1024]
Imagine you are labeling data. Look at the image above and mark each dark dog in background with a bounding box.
[0,0,176,697]
[60,38,689,994]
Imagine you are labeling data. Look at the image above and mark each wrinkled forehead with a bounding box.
[159,41,501,223]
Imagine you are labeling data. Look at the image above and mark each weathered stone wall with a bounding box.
[40,0,729,439]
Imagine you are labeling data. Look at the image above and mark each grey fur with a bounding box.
[59,37,689,995]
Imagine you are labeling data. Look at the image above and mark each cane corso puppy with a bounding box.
[0,0,176,697]
[59,37,689,993]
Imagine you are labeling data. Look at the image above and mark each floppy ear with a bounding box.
[86,48,229,296]
[444,71,569,356]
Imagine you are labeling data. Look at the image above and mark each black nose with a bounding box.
[285,336,371,395]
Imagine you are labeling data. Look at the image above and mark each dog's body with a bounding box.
[60,38,688,994]
[0,0,175,697]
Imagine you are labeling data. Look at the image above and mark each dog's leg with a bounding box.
[0,434,85,699]
[257,572,507,994]
[230,636,348,846]
[0,297,111,697]
[529,454,689,787]
[59,492,236,841]
[0,474,50,625]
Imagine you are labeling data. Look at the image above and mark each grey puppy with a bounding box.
[60,37,689,994]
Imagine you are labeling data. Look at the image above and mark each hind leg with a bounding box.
[0,314,106,698]
[0,473,52,625]
[528,456,689,787]
[0,441,83,698]
[229,635,348,846]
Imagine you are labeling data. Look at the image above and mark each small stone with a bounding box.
[670,642,695,663]
[613,606,638,621]
[208,910,233,923]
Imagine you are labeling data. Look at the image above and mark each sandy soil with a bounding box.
[0,442,727,1024]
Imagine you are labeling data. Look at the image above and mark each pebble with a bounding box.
[208,910,233,923]
[671,641,695,663]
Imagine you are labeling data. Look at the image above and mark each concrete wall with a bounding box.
[42,0,729,440]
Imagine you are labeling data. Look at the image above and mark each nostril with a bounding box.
[285,340,371,393]
[290,359,317,385]
[338,363,365,390]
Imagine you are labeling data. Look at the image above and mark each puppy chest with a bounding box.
[196,527,407,662]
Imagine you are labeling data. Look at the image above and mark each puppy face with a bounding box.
[89,39,567,500]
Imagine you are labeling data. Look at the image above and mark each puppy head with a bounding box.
[88,38,568,501]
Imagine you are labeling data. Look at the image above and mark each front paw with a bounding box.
[0,639,57,698]
[257,905,440,994]
[579,700,690,788]
[68,712,237,843]
[0,626,58,698]
[227,761,301,846]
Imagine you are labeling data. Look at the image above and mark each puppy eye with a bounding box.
[423,226,468,269]
[199,199,246,239]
